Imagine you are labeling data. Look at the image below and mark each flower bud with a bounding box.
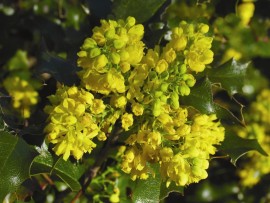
[153,99,162,117]
[160,83,169,92]
[77,51,87,57]
[89,48,101,58]
[170,91,179,109]
[82,38,97,50]
[155,59,168,74]
[179,64,187,74]
[105,29,116,39]
[114,39,126,49]
[111,52,120,64]
[154,91,163,98]
[126,16,136,27]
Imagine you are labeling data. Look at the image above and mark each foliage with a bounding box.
[0,0,270,202]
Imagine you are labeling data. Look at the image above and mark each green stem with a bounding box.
[71,125,122,202]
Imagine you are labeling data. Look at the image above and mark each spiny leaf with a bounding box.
[182,77,245,125]
[208,59,249,96]
[214,94,245,126]
[30,150,85,191]
[214,103,244,125]
[218,129,268,165]
[181,77,215,114]
[0,132,38,202]
[112,0,166,23]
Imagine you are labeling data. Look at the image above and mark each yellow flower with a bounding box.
[143,49,159,68]
[121,113,134,131]
[184,37,214,72]
[44,86,107,161]
[131,102,144,116]
[77,16,145,94]
[82,69,125,95]
[110,95,127,108]
[155,59,168,74]
[90,99,106,114]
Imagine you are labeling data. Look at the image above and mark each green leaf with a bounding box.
[112,0,166,23]
[181,77,215,114]
[37,51,80,86]
[30,150,85,191]
[116,172,133,202]
[132,170,160,203]
[86,0,112,19]
[219,129,268,165]
[214,102,245,126]
[132,164,183,202]
[208,59,249,96]
[0,132,38,202]
[159,182,184,200]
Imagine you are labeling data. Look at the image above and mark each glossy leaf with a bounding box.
[37,51,80,86]
[208,59,249,96]
[0,132,38,202]
[160,182,184,200]
[132,164,183,202]
[219,129,268,165]
[132,166,161,203]
[214,102,245,126]
[30,150,85,191]
[181,77,215,114]
[112,0,166,23]
[86,0,112,19]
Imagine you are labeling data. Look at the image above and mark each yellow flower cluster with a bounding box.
[121,106,225,186]
[127,21,213,117]
[237,89,270,187]
[44,86,108,160]
[77,16,144,95]
[45,16,219,173]
[180,22,214,73]
[3,76,38,118]
[2,50,40,118]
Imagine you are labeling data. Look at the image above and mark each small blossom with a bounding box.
[121,113,134,131]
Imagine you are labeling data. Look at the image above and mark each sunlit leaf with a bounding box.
[132,165,161,203]
[132,164,183,202]
[208,59,249,96]
[30,150,85,191]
